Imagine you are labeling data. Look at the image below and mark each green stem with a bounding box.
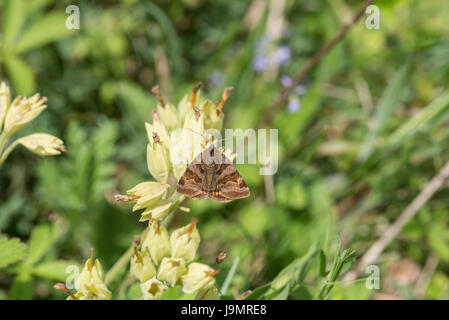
[0,138,19,166]
[0,132,7,159]
[105,227,149,286]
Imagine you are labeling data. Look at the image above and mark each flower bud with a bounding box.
[157,257,187,287]
[199,286,219,300]
[77,258,112,300]
[139,201,172,222]
[177,94,192,124]
[203,100,223,131]
[183,108,205,163]
[169,128,189,180]
[178,83,203,123]
[181,263,217,294]
[126,181,170,211]
[146,142,171,183]
[157,102,181,131]
[170,220,200,262]
[3,93,47,137]
[145,111,170,146]
[130,251,157,283]
[140,277,167,300]
[17,133,66,156]
[0,82,11,132]
[142,222,171,265]
[151,85,181,131]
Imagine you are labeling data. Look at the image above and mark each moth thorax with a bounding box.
[205,164,215,175]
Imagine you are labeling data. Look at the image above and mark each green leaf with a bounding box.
[319,249,327,277]
[28,0,52,13]
[0,237,27,269]
[160,286,183,300]
[24,223,59,267]
[2,0,28,45]
[386,91,449,148]
[10,272,34,299]
[127,283,142,300]
[269,245,318,294]
[220,256,240,295]
[266,283,291,300]
[318,239,355,300]
[32,260,80,281]
[4,55,36,95]
[14,13,73,54]
[358,64,409,161]
[243,283,271,300]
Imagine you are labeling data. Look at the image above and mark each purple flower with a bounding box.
[287,97,301,113]
[281,75,293,88]
[274,45,291,65]
[252,55,268,72]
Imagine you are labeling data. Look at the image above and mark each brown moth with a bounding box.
[176,144,250,202]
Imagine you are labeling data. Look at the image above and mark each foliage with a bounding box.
[1,0,449,300]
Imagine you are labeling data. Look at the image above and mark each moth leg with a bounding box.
[192,189,207,200]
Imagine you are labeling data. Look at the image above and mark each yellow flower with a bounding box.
[17,133,66,156]
[145,111,170,146]
[130,251,157,283]
[203,87,232,131]
[181,263,217,294]
[3,93,48,137]
[0,82,11,132]
[183,107,205,163]
[126,181,170,212]
[199,286,219,300]
[157,102,181,132]
[178,82,203,124]
[146,141,171,183]
[139,201,172,222]
[169,128,190,180]
[151,85,181,131]
[76,257,111,300]
[170,220,200,262]
[140,277,167,300]
[142,222,171,265]
[157,257,187,287]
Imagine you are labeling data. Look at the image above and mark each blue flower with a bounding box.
[287,97,301,113]
[252,55,268,72]
[274,45,291,65]
[281,75,293,88]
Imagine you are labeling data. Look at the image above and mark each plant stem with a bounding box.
[105,227,149,286]
[0,138,19,166]
[257,0,377,128]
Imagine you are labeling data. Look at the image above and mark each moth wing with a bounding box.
[176,160,205,199]
[213,163,250,201]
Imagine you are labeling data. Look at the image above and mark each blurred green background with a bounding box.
[1,0,449,299]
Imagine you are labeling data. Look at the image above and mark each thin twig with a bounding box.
[345,160,449,281]
[257,0,376,128]
[414,254,439,299]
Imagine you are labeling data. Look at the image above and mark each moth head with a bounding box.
[202,144,222,164]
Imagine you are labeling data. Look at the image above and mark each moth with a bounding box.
[176,144,250,202]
